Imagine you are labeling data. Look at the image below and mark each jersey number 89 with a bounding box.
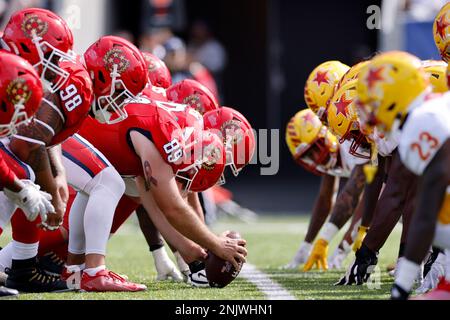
[164,139,183,163]
[60,84,83,112]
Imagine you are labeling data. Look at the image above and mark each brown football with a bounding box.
[205,231,245,288]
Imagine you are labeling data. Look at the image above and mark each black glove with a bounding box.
[335,244,378,285]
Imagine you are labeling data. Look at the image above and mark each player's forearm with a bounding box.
[188,192,205,223]
[305,176,335,243]
[329,165,365,228]
[48,145,66,177]
[361,156,385,227]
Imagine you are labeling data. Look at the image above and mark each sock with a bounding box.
[84,265,106,276]
[12,240,38,260]
[38,229,66,257]
[66,264,85,273]
[319,222,339,242]
[0,242,13,272]
[0,227,2,236]
[395,258,420,293]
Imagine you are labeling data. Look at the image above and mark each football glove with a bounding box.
[352,226,368,252]
[303,239,329,271]
[152,247,183,282]
[282,242,312,269]
[335,244,378,285]
[3,180,54,223]
[328,240,351,269]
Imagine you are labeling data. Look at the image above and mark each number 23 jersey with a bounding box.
[398,93,450,176]
[79,101,183,177]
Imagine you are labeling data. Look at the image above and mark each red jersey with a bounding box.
[79,101,183,177]
[50,59,93,146]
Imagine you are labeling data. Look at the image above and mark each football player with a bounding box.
[284,108,365,269]
[356,51,450,300]
[302,80,371,271]
[0,51,52,297]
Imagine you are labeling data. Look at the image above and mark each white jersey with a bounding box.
[334,140,370,178]
[398,93,450,176]
[372,128,399,157]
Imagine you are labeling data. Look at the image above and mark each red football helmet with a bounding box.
[203,107,255,183]
[141,51,172,89]
[84,36,148,124]
[0,51,43,137]
[154,100,204,130]
[174,128,226,193]
[2,8,75,93]
[166,79,219,115]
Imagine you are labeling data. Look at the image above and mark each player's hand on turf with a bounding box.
[328,240,351,269]
[335,244,378,285]
[215,236,247,270]
[3,180,55,223]
[303,239,329,271]
[352,226,368,252]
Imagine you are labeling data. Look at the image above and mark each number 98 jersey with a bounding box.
[50,59,94,146]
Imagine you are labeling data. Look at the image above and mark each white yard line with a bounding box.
[240,264,296,300]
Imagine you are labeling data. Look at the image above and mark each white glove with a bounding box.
[152,247,183,282]
[3,180,54,222]
[328,240,352,269]
[282,241,312,269]
[415,253,446,294]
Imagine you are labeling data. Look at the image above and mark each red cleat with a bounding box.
[61,267,83,290]
[412,278,450,300]
[80,269,147,292]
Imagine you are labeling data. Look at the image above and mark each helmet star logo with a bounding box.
[103,48,130,74]
[302,111,317,126]
[436,13,450,40]
[21,14,48,38]
[313,70,329,86]
[365,67,384,90]
[183,95,203,113]
[334,94,352,117]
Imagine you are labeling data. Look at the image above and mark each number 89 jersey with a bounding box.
[50,59,94,146]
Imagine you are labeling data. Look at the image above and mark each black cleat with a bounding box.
[391,283,410,300]
[38,252,65,276]
[0,286,19,298]
[5,257,69,293]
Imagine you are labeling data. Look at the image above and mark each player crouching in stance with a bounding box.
[0,51,53,297]
[357,51,450,300]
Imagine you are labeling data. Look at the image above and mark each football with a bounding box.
[205,231,245,288]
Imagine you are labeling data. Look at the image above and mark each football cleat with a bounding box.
[5,258,69,293]
[412,278,450,300]
[187,261,210,288]
[38,252,65,277]
[0,271,6,286]
[80,269,147,292]
[416,253,446,294]
[391,283,410,300]
[61,266,83,290]
[0,286,19,298]
[335,244,378,285]
[152,247,183,282]
[282,242,312,270]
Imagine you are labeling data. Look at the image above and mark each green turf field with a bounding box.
[0,215,402,300]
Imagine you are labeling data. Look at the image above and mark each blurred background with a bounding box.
[0,0,445,214]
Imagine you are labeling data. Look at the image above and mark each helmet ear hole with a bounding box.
[0,101,7,112]
[387,103,396,111]
[20,43,31,54]
[98,71,105,83]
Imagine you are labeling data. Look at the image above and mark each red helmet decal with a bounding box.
[7,78,32,105]
[103,48,130,74]
[21,14,49,38]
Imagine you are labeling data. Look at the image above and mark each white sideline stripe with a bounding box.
[241,264,296,300]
